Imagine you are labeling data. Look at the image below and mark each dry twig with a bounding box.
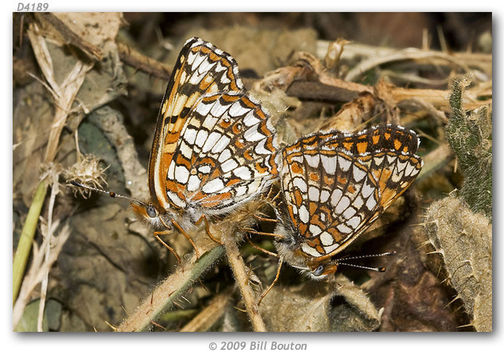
[222,230,266,332]
[34,13,103,61]
[118,42,171,80]
[180,288,233,332]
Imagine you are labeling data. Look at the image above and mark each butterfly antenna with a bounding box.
[339,251,396,261]
[336,262,386,272]
[69,180,147,206]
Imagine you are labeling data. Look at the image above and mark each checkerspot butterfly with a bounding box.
[74,38,280,260]
[273,124,422,278]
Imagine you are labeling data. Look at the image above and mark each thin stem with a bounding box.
[13,180,48,303]
[37,179,59,331]
[222,231,267,332]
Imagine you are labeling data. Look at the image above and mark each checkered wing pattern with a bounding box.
[149,37,278,217]
[280,124,422,260]
[165,91,278,214]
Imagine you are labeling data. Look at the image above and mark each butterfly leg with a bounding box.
[243,228,285,239]
[253,214,279,223]
[257,257,283,306]
[195,214,223,245]
[154,230,181,264]
[246,237,279,258]
[170,219,201,258]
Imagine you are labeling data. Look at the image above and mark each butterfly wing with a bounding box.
[149,38,245,211]
[281,125,422,260]
[165,91,279,216]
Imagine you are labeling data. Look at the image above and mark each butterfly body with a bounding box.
[273,124,423,278]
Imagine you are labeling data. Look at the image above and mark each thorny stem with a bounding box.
[222,230,267,332]
[117,244,224,332]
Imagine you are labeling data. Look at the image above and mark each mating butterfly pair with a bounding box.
[117,38,423,276]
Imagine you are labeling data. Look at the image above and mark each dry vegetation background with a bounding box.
[13,12,492,332]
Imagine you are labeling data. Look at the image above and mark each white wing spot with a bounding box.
[308,186,320,201]
[321,155,336,175]
[197,58,215,74]
[190,53,205,71]
[172,94,187,117]
[293,177,308,192]
[201,114,219,130]
[168,191,186,208]
[202,178,225,194]
[298,205,309,223]
[338,156,352,172]
[211,135,231,154]
[301,243,321,257]
[335,196,350,214]
[179,141,193,159]
[392,168,404,182]
[366,195,377,210]
[405,161,416,176]
[168,160,176,180]
[305,154,320,168]
[220,72,231,84]
[330,189,343,207]
[320,190,330,203]
[347,215,361,229]
[397,160,407,172]
[202,132,222,153]
[218,149,232,163]
[188,70,206,85]
[324,243,340,254]
[195,129,208,148]
[254,138,271,155]
[229,101,250,117]
[243,111,260,127]
[197,165,212,174]
[320,231,334,246]
[221,158,239,173]
[342,206,357,220]
[175,166,189,184]
[235,185,248,197]
[354,195,364,209]
[373,156,384,167]
[336,223,353,234]
[187,175,201,192]
[244,124,266,142]
[353,166,366,182]
[233,166,252,180]
[210,102,230,118]
[362,180,374,198]
[309,224,322,236]
[183,128,197,145]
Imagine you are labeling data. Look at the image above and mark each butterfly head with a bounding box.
[307,261,339,279]
[130,200,173,230]
[308,252,392,279]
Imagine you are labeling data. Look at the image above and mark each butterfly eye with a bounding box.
[313,264,325,277]
[146,204,158,218]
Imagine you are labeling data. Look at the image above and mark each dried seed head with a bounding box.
[64,154,108,199]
